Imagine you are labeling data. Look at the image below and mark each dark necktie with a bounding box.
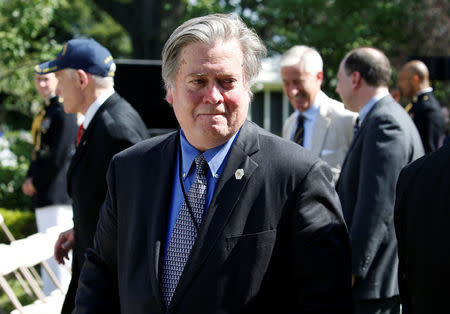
[161,154,209,306]
[353,117,361,137]
[293,114,305,146]
[76,125,84,146]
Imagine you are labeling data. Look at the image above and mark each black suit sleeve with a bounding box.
[291,160,353,312]
[74,158,120,313]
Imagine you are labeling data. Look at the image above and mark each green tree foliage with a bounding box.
[0,0,131,130]
[184,0,449,99]
[0,0,62,127]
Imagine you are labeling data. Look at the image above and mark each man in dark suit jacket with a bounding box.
[397,60,445,153]
[335,47,424,313]
[73,14,353,313]
[35,38,148,313]
[22,71,77,294]
[394,142,450,314]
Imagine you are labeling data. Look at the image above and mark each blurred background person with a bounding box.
[22,70,77,295]
[280,45,356,183]
[389,86,401,104]
[397,60,445,153]
[336,47,424,314]
[395,138,450,313]
[35,38,148,313]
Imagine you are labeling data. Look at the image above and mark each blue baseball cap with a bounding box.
[35,38,116,77]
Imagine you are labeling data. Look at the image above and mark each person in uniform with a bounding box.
[22,71,77,295]
[397,60,445,153]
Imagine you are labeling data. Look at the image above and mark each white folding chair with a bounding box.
[10,233,65,294]
[10,289,65,314]
[0,213,40,299]
[0,244,25,312]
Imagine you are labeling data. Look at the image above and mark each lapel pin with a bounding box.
[235,169,244,180]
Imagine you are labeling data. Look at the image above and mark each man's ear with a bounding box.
[316,71,324,81]
[351,71,361,89]
[316,71,324,87]
[76,69,89,89]
[166,85,174,105]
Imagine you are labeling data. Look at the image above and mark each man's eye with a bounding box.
[192,79,205,85]
[221,79,236,87]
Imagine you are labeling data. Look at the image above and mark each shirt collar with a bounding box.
[296,92,321,120]
[82,88,115,128]
[359,91,389,123]
[180,129,239,180]
[417,87,433,96]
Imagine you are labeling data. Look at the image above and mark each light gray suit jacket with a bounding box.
[282,92,356,182]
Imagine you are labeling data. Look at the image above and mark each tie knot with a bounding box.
[194,154,208,177]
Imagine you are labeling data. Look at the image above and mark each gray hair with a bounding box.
[280,45,323,75]
[90,74,114,89]
[66,68,114,89]
[162,13,267,90]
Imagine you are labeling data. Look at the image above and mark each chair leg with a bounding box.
[0,275,23,312]
[18,267,46,302]
[28,266,43,285]
[13,270,34,298]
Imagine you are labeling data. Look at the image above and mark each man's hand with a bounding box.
[22,177,37,196]
[54,228,74,265]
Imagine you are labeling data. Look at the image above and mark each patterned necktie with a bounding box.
[293,114,305,146]
[161,154,209,306]
[353,117,361,137]
[76,125,84,146]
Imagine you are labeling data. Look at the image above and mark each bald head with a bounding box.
[398,60,430,97]
[341,47,391,87]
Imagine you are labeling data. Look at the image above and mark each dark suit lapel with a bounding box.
[67,94,116,181]
[339,95,391,178]
[169,121,259,311]
[142,132,178,312]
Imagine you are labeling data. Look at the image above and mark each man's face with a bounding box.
[281,63,322,112]
[55,69,82,114]
[34,73,58,99]
[166,39,250,152]
[397,70,414,97]
[336,62,356,112]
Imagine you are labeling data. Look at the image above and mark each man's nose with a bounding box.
[203,83,224,104]
[288,85,300,97]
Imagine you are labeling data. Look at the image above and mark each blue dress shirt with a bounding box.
[358,91,390,124]
[163,129,239,257]
[291,94,321,150]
